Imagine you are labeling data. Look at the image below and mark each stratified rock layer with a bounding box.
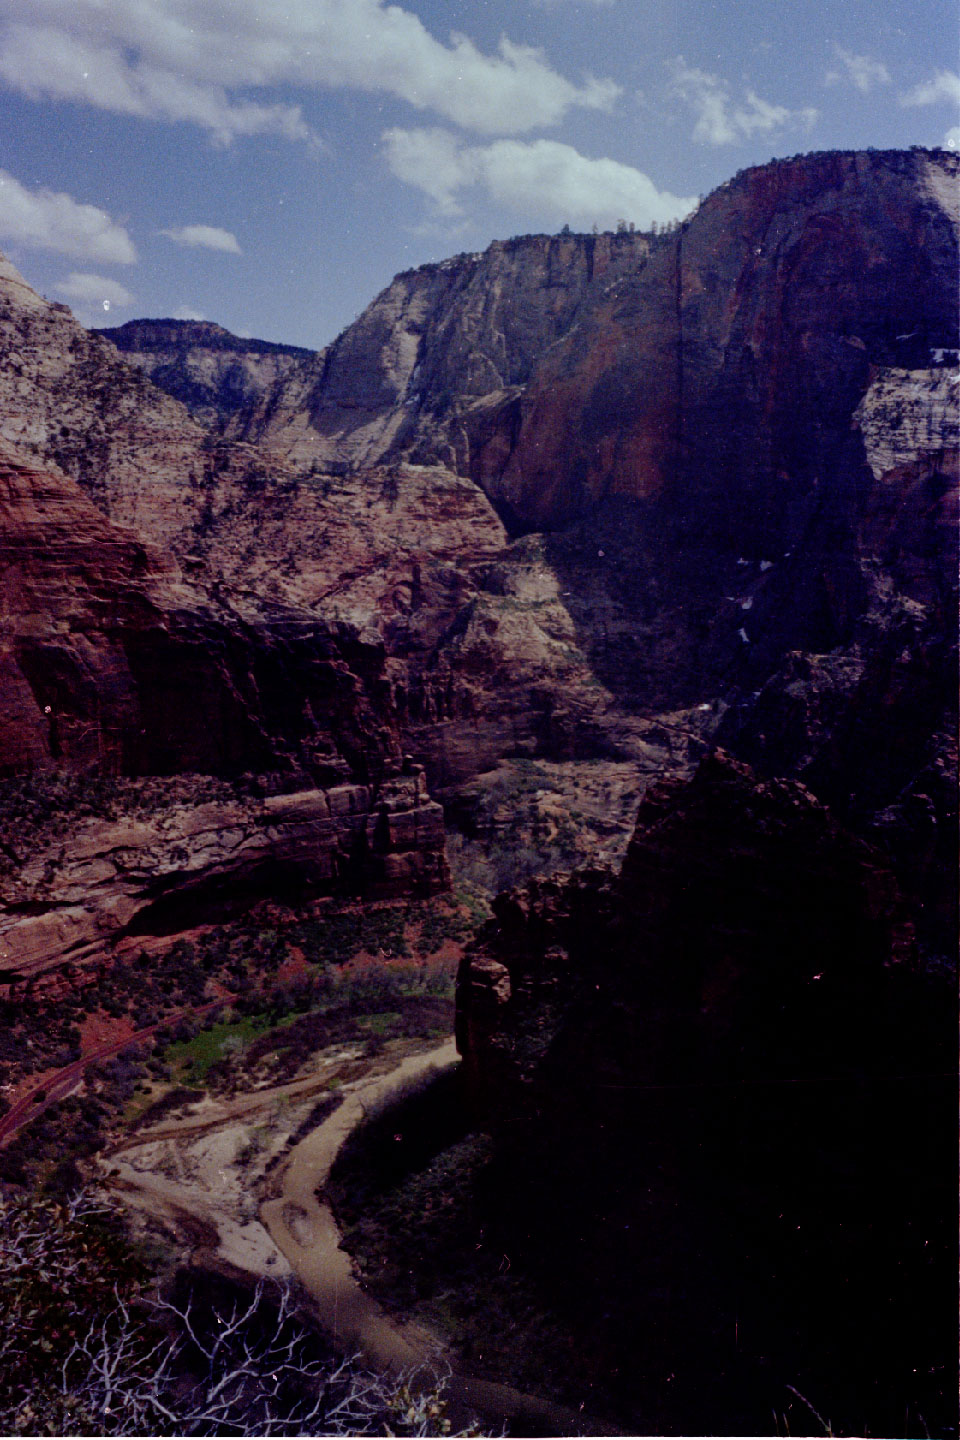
[98,319,314,432]
[235,231,653,474]
[0,147,955,974]
[1,770,446,982]
[0,442,450,971]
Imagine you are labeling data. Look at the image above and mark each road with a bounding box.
[12,1016,614,1432]
[0,998,231,1147]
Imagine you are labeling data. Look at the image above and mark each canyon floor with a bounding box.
[99,1029,610,1436]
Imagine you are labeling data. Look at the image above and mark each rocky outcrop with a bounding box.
[164,151,957,874]
[0,256,217,556]
[0,148,954,940]
[854,365,958,479]
[0,149,954,1420]
[98,319,314,433]
[206,151,957,543]
[0,443,411,782]
[0,251,681,820]
[485,150,957,529]
[0,440,454,967]
[0,769,446,981]
[456,751,954,1434]
[235,231,653,475]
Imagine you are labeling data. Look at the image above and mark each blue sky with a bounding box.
[0,0,955,347]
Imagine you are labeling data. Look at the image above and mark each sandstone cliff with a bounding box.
[0,147,955,1428]
[0,438,449,976]
[6,155,955,838]
[0,249,679,826]
[1,769,446,983]
[107,153,957,858]
[98,319,313,433]
[0,148,955,969]
[232,230,653,474]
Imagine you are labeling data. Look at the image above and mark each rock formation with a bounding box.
[0,143,954,1429]
[0,146,954,996]
[229,230,653,475]
[0,436,448,976]
[2,772,446,982]
[105,154,957,868]
[456,751,955,1434]
[98,319,313,433]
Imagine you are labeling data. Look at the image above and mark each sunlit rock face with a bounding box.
[0,442,406,782]
[0,148,954,971]
[232,230,654,475]
[14,152,954,832]
[98,319,314,434]
[200,150,957,537]
[166,150,957,825]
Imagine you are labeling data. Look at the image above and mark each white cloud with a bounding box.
[172,305,207,321]
[944,125,960,150]
[826,47,890,94]
[382,128,696,229]
[56,270,135,328]
[900,70,960,107]
[160,224,241,253]
[0,1,620,141]
[56,272,135,306]
[670,58,818,145]
[0,168,136,263]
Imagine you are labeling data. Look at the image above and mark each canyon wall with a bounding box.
[0,145,954,1427]
[456,751,954,1434]
[104,154,956,826]
[231,230,653,475]
[2,147,955,978]
[99,319,313,433]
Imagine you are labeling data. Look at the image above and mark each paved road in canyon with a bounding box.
[0,998,231,1147]
[12,1016,613,1432]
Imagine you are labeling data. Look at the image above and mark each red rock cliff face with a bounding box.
[488,150,958,532]
[0,443,404,781]
[0,150,955,965]
[23,158,955,844]
[0,444,450,971]
[141,151,954,848]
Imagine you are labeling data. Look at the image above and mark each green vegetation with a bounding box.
[290,906,411,964]
[0,886,483,1192]
[164,1013,274,1082]
[1,891,476,1088]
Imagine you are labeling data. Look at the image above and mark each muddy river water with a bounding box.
[107,1036,611,1434]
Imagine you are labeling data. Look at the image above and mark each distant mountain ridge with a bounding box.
[99,318,314,358]
[97,317,316,431]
